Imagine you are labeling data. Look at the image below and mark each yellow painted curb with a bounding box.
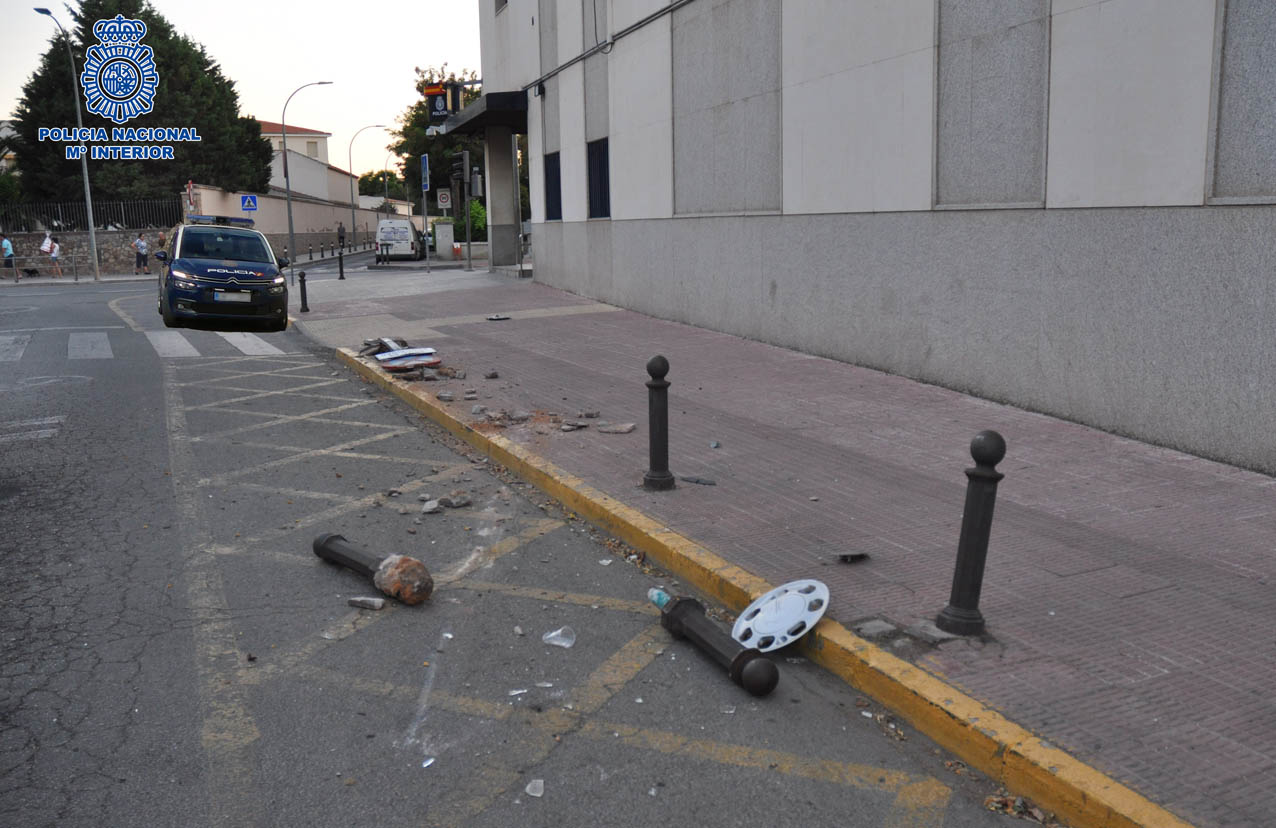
[338,348,1196,828]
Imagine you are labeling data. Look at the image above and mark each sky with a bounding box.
[2,0,482,177]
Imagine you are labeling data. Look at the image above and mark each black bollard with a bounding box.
[321,242,326,259]
[651,590,778,697]
[297,270,310,313]
[643,355,675,491]
[338,246,345,280]
[935,430,1006,636]
[308,243,313,261]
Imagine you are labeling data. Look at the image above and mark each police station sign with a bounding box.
[38,14,201,161]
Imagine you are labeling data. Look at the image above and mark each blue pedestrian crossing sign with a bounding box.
[241,195,258,211]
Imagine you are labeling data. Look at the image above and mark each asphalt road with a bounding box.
[0,278,1015,827]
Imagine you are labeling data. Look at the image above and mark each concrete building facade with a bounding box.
[475,0,1276,473]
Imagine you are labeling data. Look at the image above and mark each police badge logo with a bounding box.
[80,14,159,124]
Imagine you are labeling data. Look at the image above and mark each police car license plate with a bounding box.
[214,291,251,303]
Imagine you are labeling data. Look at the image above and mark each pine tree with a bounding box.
[13,0,271,201]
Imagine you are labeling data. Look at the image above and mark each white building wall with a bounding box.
[557,0,584,63]
[482,0,542,91]
[270,151,328,201]
[613,0,669,30]
[781,0,935,214]
[608,15,673,220]
[528,91,545,226]
[1046,0,1216,207]
[558,63,588,222]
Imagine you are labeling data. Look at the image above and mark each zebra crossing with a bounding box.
[0,329,295,362]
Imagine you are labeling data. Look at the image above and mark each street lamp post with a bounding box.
[348,124,384,249]
[35,8,100,281]
[282,81,332,285]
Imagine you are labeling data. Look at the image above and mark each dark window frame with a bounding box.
[586,137,610,219]
[544,152,562,221]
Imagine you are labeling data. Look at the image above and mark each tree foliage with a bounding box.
[13,0,272,201]
[359,170,406,201]
[391,65,485,216]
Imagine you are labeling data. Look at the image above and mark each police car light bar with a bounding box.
[187,214,255,228]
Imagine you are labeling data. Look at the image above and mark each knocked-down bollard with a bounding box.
[313,533,433,605]
[649,588,778,696]
[643,355,675,490]
[935,430,1006,636]
[338,246,345,280]
[297,270,310,313]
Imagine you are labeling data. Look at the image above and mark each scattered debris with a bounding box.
[348,596,386,610]
[709,440,721,448]
[374,346,436,362]
[509,410,532,423]
[838,553,870,564]
[597,422,637,434]
[439,493,472,508]
[313,533,433,605]
[525,779,544,797]
[808,496,820,502]
[421,757,436,769]
[484,370,499,379]
[983,791,1058,825]
[437,391,455,402]
[578,410,600,418]
[387,488,402,497]
[679,476,716,486]
[598,559,612,566]
[472,404,486,415]
[514,625,525,636]
[561,424,579,432]
[437,366,467,379]
[509,689,529,697]
[357,337,408,357]
[487,314,511,321]
[464,390,479,400]
[542,626,576,648]
[420,500,442,514]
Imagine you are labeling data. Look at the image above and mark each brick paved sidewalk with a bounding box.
[297,275,1274,827]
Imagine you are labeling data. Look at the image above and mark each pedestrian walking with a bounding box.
[156,231,168,275]
[2,233,15,282]
[49,237,62,279]
[132,233,149,275]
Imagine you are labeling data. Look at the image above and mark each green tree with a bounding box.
[392,65,485,217]
[13,0,272,201]
[466,198,487,241]
[358,170,406,201]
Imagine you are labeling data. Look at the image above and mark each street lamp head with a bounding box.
[34,8,52,15]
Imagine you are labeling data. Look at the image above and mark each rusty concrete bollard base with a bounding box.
[373,555,434,605]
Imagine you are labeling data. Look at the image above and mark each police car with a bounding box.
[155,216,289,331]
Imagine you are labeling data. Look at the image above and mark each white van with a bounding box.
[375,218,422,261]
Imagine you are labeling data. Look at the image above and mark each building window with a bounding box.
[544,152,562,221]
[586,138,609,218]
[306,141,319,158]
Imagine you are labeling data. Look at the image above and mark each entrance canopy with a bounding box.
[443,91,528,135]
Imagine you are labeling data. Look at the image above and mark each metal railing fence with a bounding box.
[0,198,183,233]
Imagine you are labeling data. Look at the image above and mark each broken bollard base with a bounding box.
[313,533,434,606]
[649,588,778,697]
